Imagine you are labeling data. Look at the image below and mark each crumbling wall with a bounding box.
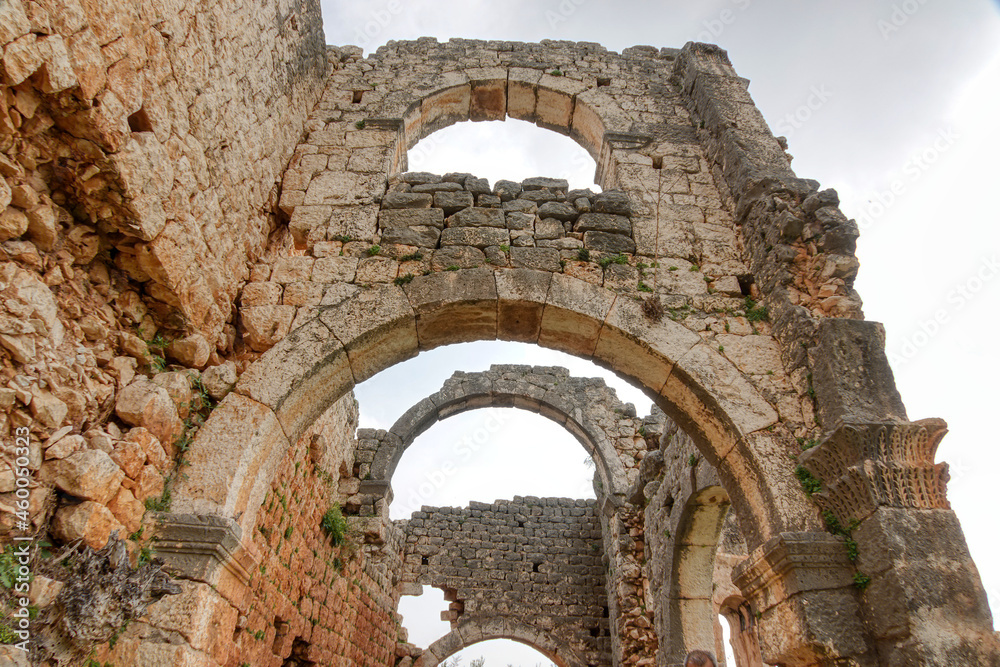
[0,0,329,346]
[399,498,610,667]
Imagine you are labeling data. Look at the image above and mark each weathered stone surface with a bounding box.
[440,227,509,248]
[576,213,632,235]
[593,190,633,216]
[381,225,440,247]
[522,176,568,191]
[434,190,474,213]
[379,208,445,229]
[431,246,486,270]
[584,230,636,253]
[382,192,434,209]
[52,501,124,550]
[536,201,578,221]
[509,246,561,272]
[241,305,296,352]
[115,377,184,450]
[201,361,237,400]
[165,334,212,369]
[446,207,506,229]
[44,450,124,504]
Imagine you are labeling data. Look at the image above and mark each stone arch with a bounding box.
[666,486,731,663]
[414,617,589,667]
[172,273,813,548]
[369,365,640,500]
[366,65,634,175]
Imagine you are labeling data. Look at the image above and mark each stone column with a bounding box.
[733,532,877,666]
[800,421,1000,665]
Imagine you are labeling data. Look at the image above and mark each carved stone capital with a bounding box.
[733,532,855,612]
[152,513,252,589]
[799,419,950,525]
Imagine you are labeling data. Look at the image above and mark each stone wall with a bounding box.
[1,0,329,346]
[399,498,610,667]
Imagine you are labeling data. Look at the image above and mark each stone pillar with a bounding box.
[800,421,1000,665]
[733,532,877,666]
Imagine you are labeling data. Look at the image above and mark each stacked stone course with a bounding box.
[400,498,610,667]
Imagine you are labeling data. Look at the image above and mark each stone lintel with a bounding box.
[153,513,251,590]
[733,531,855,612]
[602,131,653,151]
[365,117,403,131]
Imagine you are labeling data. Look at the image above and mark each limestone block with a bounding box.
[509,247,561,272]
[143,580,238,663]
[115,377,184,451]
[593,297,700,396]
[30,388,67,428]
[379,208,445,230]
[534,218,564,240]
[271,256,314,283]
[110,439,147,478]
[715,334,783,376]
[356,256,398,283]
[25,205,58,250]
[537,202,578,222]
[383,193,433,209]
[44,434,85,461]
[43,450,124,504]
[319,284,418,382]
[381,225,440,247]
[52,501,124,550]
[153,371,195,418]
[241,282,282,307]
[538,274,616,357]
[126,427,169,474]
[431,246,486,271]
[576,213,631,235]
[592,190,634,217]
[107,487,144,533]
[434,191,474,214]
[313,256,359,283]
[241,305,296,352]
[441,227,509,249]
[0,207,29,241]
[446,207,505,229]
[583,231,636,254]
[200,361,237,401]
[2,34,43,85]
[403,268,498,348]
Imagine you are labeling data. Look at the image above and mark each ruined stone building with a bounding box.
[0,0,998,665]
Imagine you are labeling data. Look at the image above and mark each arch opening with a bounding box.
[406,118,601,192]
[388,408,596,519]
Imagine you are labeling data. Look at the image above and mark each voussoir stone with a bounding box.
[447,207,506,229]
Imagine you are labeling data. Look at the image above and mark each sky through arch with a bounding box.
[407,118,601,192]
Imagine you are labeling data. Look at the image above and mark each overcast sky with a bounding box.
[320,2,1000,663]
